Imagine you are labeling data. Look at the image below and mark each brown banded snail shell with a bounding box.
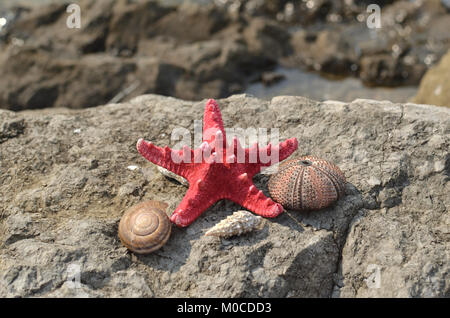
[118,200,171,254]
[268,156,346,211]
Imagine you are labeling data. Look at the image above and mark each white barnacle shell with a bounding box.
[204,210,265,238]
[157,166,189,187]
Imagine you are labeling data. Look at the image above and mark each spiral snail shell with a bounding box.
[205,210,265,238]
[118,200,171,254]
[268,156,346,211]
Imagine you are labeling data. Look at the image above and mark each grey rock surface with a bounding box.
[0,94,449,297]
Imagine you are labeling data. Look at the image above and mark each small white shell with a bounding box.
[205,210,265,238]
[127,165,140,171]
[157,166,189,187]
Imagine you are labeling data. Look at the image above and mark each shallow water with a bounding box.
[246,67,418,103]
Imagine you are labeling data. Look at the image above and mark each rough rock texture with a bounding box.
[413,50,450,107]
[0,94,449,297]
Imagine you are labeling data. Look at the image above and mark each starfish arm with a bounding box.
[170,180,220,227]
[236,137,298,176]
[231,183,284,218]
[203,99,226,147]
[136,138,193,179]
[278,137,298,161]
[248,137,298,169]
[263,137,298,165]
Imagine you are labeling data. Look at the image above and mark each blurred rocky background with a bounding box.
[0,0,450,111]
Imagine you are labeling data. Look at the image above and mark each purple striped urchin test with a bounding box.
[268,156,346,211]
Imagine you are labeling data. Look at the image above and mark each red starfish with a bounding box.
[137,99,298,227]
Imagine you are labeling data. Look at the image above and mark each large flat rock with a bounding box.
[0,94,448,297]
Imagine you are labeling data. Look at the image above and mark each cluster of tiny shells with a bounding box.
[118,200,172,254]
[268,156,346,211]
[205,210,265,238]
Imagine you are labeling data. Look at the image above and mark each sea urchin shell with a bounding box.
[268,156,346,211]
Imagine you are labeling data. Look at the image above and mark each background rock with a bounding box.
[0,0,288,110]
[0,94,448,297]
[1,0,450,110]
[413,49,450,107]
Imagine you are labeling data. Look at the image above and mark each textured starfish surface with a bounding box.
[137,99,298,227]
